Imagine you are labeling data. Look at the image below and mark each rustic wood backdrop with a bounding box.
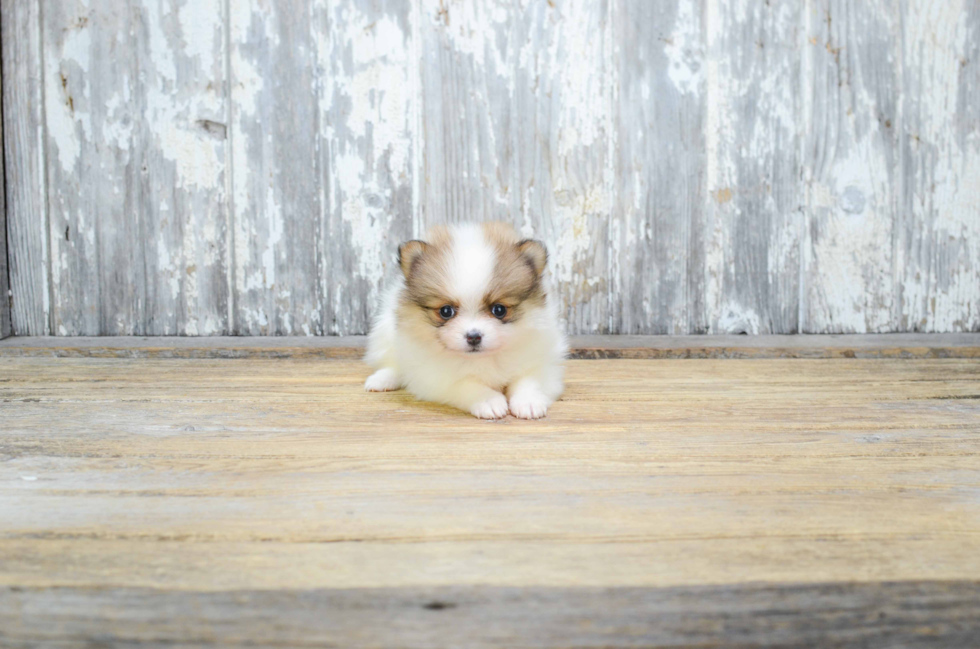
[3,0,978,336]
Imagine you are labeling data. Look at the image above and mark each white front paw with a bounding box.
[470,393,509,419]
[509,393,549,419]
[365,369,401,392]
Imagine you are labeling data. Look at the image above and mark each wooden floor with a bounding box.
[2,344,980,646]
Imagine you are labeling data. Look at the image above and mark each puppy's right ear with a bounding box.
[517,239,548,277]
[398,240,429,278]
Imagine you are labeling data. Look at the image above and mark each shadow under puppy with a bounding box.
[365,222,567,419]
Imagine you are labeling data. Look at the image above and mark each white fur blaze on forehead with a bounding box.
[449,224,495,304]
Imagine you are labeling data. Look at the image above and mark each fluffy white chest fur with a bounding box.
[364,222,567,419]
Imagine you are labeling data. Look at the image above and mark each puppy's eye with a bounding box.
[491,304,507,319]
[438,305,456,320]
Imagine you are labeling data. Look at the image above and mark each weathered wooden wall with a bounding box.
[2,0,978,336]
[0,51,8,339]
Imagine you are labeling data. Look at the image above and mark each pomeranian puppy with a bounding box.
[364,222,567,419]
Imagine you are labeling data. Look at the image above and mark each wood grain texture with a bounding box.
[39,1,229,335]
[1,356,979,644]
[897,0,980,333]
[229,0,320,335]
[417,0,515,228]
[703,0,802,335]
[4,0,980,335]
[0,58,8,340]
[611,0,703,336]
[511,0,611,334]
[137,0,230,335]
[801,0,901,333]
[2,0,48,335]
[42,0,137,334]
[3,582,979,648]
[317,0,415,335]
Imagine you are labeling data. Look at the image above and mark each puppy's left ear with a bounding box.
[517,239,548,277]
[398,240,429,278]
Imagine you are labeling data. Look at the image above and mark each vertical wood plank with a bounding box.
[0,62,8,339]
[417,0,517,229]
[611,0,704,335]
[2,0,48,335]
[43,0,141,334]
[315,0,415,335]
[701,0,802,334]
[897,0,980,333]
[230,0,320,335]
[518,0,611,334]
[419,0,611,333]
[137,0,229,335]
[800,0,901,333]
[41,0,228,335]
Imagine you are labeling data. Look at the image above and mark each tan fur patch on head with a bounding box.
[398,226,454,326]
[397,225,454,280]
[481,222,547,321]
[480,222,521,248]
[423,225,453,248]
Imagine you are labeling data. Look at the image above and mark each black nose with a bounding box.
[465,331,482,347]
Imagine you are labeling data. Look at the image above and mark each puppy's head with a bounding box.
[397,222,547,355]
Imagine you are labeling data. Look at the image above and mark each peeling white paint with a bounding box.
[901,0,980,331]
[552,0,605,158]
[157,123,223,189]
[102,92,134,150]
[335,151,387,281]
[426,0,509,70]
[552,184,607,287]
[230,50,263,118]
[263,186,282,290]
[143,0,177,83]
[665,0,703,96]
[20,0,980,336]
[156,237,180,301]
[177,0,221,72]
[717,302,761,335]
[44,22,92,172]
[318,0,416,325]
[343,14,412,179]
[800,0,906,333]
[703,0,731,329]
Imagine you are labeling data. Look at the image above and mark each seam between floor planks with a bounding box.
[0,333,978,359]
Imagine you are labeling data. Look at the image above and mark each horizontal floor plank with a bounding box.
[0,333,978,359]
[2,581,979,648]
